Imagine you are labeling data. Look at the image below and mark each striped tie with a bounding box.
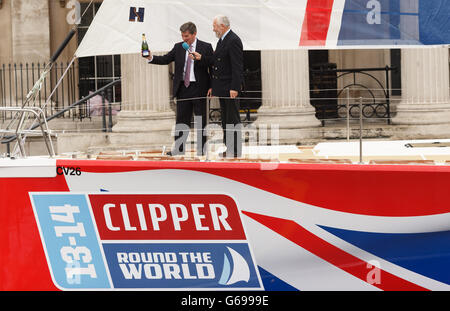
[184,45,192,87]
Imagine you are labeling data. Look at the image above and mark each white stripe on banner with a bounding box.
[326,0,346,47]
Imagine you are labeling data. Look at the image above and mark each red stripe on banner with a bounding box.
[243,211,429,291]
[300,0,335,46]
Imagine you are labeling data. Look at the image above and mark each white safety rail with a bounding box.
[0,106,55,158]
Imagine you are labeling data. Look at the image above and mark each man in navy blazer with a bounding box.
[145,22,213,156]
[192,15,244,158]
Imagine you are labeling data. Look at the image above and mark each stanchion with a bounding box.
[107,88,113,132]
[359,97,363,164]
[346,88,350,141]
[102,91,107,133]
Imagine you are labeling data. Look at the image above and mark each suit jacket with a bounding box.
[204,30,244,97]
[149,39,213,98]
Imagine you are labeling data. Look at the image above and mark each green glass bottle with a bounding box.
[141,33,149,57]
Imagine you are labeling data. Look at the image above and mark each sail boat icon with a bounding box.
[218,247,251,285]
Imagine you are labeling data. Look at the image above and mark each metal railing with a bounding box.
[0,106,55,158]
[206,65,396,126]
[0,62,78,119]
[310,65,396,126]
[1,79,121,157]
[208,90,261,125]
[0,62,122,121]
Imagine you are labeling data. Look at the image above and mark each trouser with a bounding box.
[174,83,207,155]
[219,97,242,157]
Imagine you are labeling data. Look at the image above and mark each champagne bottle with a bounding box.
[142,33,149,57]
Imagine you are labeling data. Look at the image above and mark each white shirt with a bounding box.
[147,38,197,82]
[221,28,231,41]
[183,38,197,82]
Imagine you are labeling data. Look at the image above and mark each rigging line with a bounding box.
[42,0,96,110]
[6,0,94,108]
[44,56,76,110]
[13,56,76,157]
[6,1,95,155]
[80,0,95,24]
[25,1,95,119]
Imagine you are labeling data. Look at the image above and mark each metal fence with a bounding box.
[310,65,395,126]
[0,62,79,121]
[0,61,124,123]
[0,61,397,127]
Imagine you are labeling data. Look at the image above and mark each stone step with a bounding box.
[55,122,393,155]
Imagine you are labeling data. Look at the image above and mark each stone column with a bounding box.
[255,50,321,145]
[11,0,50,63]
[392,47,450,136]
[0,0,12,63]
[112,53,175,147]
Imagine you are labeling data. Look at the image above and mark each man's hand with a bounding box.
[190,52,201,60]
[207,88,213,97]
[230,90,238,99]
[143,50,152,59]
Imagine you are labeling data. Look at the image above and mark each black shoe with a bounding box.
[196,149,206,157]
[166,150,184,156]
[220,152,240,158]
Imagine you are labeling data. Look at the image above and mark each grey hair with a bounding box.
[214,15,230,27]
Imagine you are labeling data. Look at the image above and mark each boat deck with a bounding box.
[54,138,450,165]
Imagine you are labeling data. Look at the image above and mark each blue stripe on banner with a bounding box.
[344,10,419,17]
[257,266,299,291]
[388,0,400,47]
[319,225,450,285]
[418,0,450,45]
[338,0,450,46]
[338,0,410,45]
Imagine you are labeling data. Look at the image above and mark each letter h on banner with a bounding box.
[129,7,145,22]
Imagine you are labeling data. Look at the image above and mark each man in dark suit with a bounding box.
[145,22,213,156]
[192,15,244,158]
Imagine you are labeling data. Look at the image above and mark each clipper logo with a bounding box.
[30,193,262,290]
[129,7,145,22]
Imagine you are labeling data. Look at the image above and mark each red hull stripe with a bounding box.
[0,175,69,290]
